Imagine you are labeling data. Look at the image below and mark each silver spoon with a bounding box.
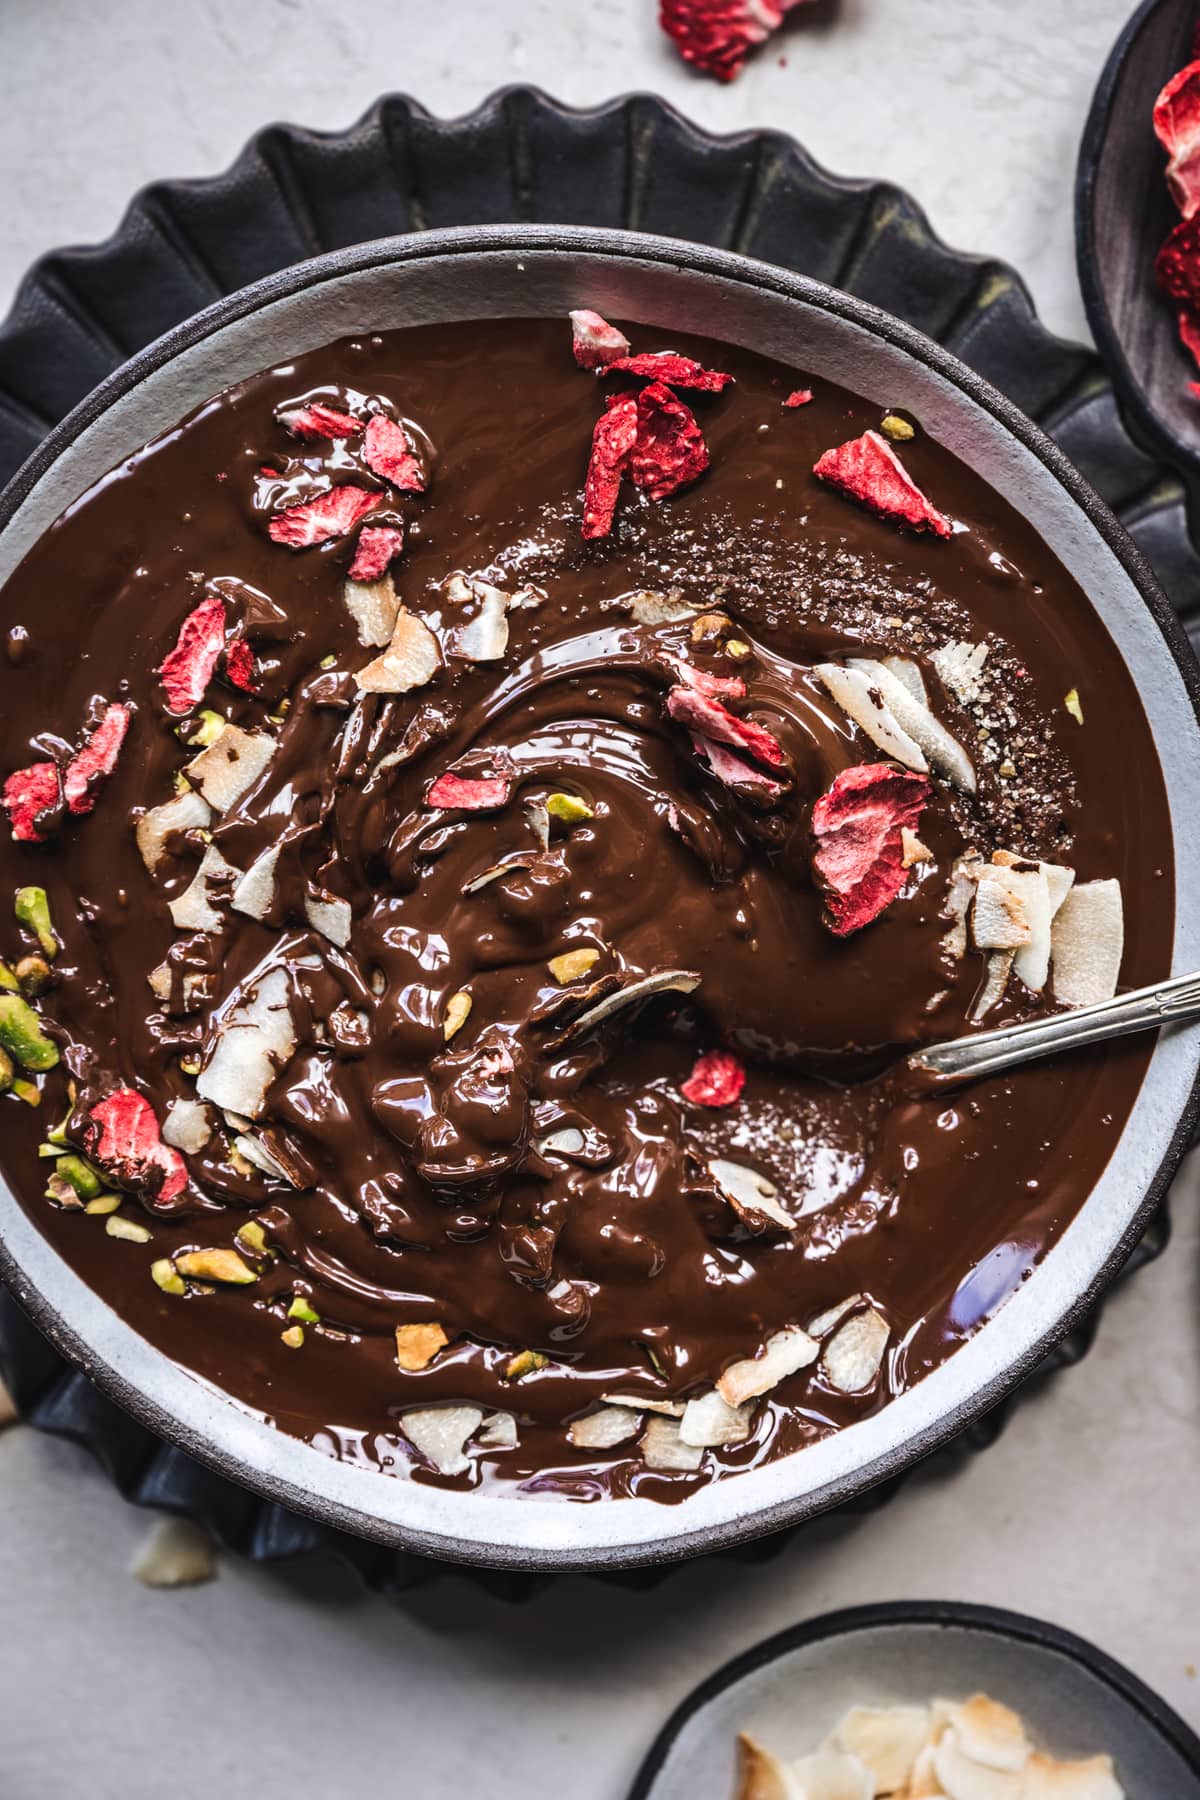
[909,968,1200,1086]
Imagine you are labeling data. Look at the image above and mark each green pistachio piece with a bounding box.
[175,1247,257,1285]
[12,1078,41,1106]
[55,1153,104,1200]
[151,1258,186,1296]
[84,1193,122,1216]
[0,962,18,992]
[0,1047,12,1094]
[1064,688,1084,725]
[880,413,915,441]
[545,792,594,825]
[186,709,226,748]
[106,1215,152,1243]
[16,955,52,998]
[45,1173,82,1207]
[235,1220,268,1258]
[287,1296,320,1324]
[14,887,57,959]
[280,1325,305,1349]
[0,993,59,1072]
[504,1349,549,1382]
[45,1107,69,1146]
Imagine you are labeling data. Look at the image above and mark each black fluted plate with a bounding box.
[0,88,1189,1596]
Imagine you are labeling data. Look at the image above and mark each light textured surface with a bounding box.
[3,3,1198,1798]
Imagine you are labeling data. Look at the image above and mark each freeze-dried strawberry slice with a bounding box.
[570,309,631,370]
[1158,214,1200,312]
[582,393,638,540]
[349,523,405,583]
[1179,306,1200,369]
[362,415,425,492]
[667,685,785,768]
[160,593,227,713]
[783,388,813,407]
[63,703,130,815]
[660,0,810,82]
[681,1047,746,1107]
[667,656,746,700]
[277,401,365,441]
[223,639,259,693]
[602,352,733,392]
[3,762,62,843]
[814,430,952,538]
[82,1088,188,1206]
[268,484,379,549]
[693,734,784,797]
[811,762,931,936]
[629,382,709,501]
[425,771,513,811]
[1154,60,1200,218]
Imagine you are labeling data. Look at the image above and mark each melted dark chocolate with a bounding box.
[0,320,1173,1502]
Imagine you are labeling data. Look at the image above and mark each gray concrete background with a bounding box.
[2,3,1197,1797]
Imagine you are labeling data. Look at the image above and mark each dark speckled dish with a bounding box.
[1,90,1198,1593]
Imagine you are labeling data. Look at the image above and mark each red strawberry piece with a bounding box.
[813,430,952,538]
[811,762,931,936]
[1158,214,1200,315]
[602,352,733,392]
[629,382,710,501]
[268,484,380,549]
[783,388,813,407]
[362,415,424,492]
[223,639,259,693]
[1179,306,1200,369]
[582,393,639,540]
[277,402,365,441]
[84,1088,188,1205]
[3,762,63,843]
[666,685,785,768]
[63,703,130,815]
[666,655,746,700]
[160,593,227,713]
[659,0,810,82]
[1154,59,1200,218]
[349,523,405,583]
[692,733,784,796]
[425,771,513,811]
[681,1046,746,1107]
[570,309,631,370]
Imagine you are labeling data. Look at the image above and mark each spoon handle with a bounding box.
[910,967,1200,1084]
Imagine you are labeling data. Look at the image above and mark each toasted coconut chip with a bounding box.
[847,658,975,793]
[641,1413,704,1472]
[601,1393,684,1417]
[933,1727,1027,1799]
[162,1097,213,1155]
[356,608,441,694]
[973,950,1015,1021]
[1021,1752,1123,1798]
[462,855,533,895]
[186,725,275,814]
[881,655,929,705]
[1041,860,1076,919]
[679,1388,752,1448]
[1009,860,1064,993]
[814,663,928,773]
[717,1326,819,1407]
[907,1744,944,1800]
[827,1705,931,1792]
[942,850,984,958]
[478,1410,519,1450]
[951,1696,1031,1773]
[304,890,352,948]
[709,1157,794,1233]
[901,826,932,867]
[568,1404,643,1449]
[400,1404,483,1476]
[133,1517,217,1589]
[623,589,699,625]
[232,1133,294,1183]
[394,1321,450,1371]
[535,1125,586,1157]
[553,968,700,1044]
[447,581,510,662]
[821,1307,889,1393]
[148,963,208,1012]
[231,844,280,922]
[735,1734,805,1800]
[931,639,989,704]
[342,570,401,647]
[789,1751,873,1800]
[1051,879,1124,1009]
[569,308,631,370]
[196,965,296,1120]
[525,799,551,850]
[168,843,236,933]
[972,864,1041,951]
[137,787,212,873]
[807,1294,866,1339]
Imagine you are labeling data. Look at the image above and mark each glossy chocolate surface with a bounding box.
[0,320,1172,1500]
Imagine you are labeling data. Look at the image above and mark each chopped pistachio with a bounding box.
[38,1140,61,1157]
[443,990,472,1042]
[151,1258,186,1296]
[14,887,57,959]
[228,1144,255,1179]
[186,709,227,749]
[12,1078,41,1106]
[15,955,51,998]
[106,1215,152,1244]
[880,412,915,441]
[395,1321,450,1371]
[46,1107,69,1146]
[287,1296,320,1324]
[690,612,728,642]
[281,1325,305,1349]
[178,1055,202,1076]
[0,1047,12,1094]
[235,1219,269,1259]
[84,1193,122,1216]
[175,1247,257,1285]
[1064,687,1084,725]
[319,653,337,670]
[0,993,59,1072]
[725,638,751,660]
[44,1173,82,1208]
[548,947,601,985]
[504,1348,549,1381]
[55,1153,103,1200]
[545,792,594,825]
[0,961,17,992]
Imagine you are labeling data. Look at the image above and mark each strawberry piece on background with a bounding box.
[570,309,631,370]
[813,430,952,537]
[277,402,365,441]
[362,415,424,492]
[1154,59,1200,219]
[425,771,513,811]
[666,685,785,768]
[83,1088,188,1206]
[602,351,733,392]
[811,762,932,936]
[582,393,639,539]
[268,484,380,549]
[63,703,130,815]
[349,524,405,583]
[629,381,710,501]
[660,0,811,82]
[223,639,259,693]
[681,1047,746,1107]
[783,388,813,407]
[159,593,227,713]
[3,762,62,843]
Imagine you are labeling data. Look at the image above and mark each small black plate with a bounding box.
[1077,0,1200,489]
[628,1601,1200,1798]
